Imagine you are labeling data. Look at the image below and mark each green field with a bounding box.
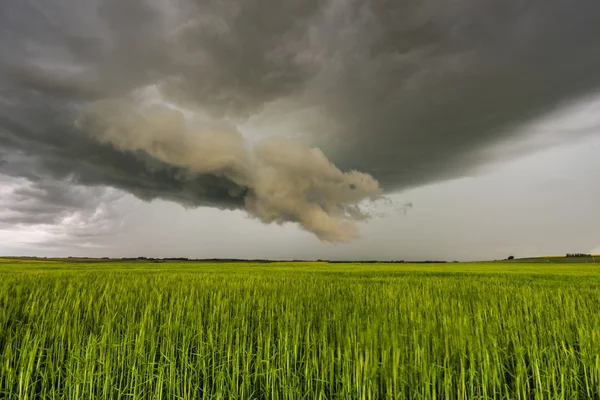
[1,260,600,399]
[497,256,599,264]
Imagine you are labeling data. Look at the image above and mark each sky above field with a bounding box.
[1,0,599,260]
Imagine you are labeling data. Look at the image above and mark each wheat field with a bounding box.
[1,260,599,399]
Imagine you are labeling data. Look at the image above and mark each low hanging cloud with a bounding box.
[77,98,382,242]
[1,0,600,241]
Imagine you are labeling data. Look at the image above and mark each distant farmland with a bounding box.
[1,260,599,399]
[499,255,599,263]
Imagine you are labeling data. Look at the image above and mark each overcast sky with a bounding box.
[1,0,599,260]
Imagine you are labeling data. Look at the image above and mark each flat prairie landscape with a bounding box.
[1,260,599,399]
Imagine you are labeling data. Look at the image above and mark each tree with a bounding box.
[507,255,515,260]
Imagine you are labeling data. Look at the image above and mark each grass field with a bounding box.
[1,260,600,399]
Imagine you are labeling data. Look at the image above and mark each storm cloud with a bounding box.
[0,173,126,250]
[1,0,600,241]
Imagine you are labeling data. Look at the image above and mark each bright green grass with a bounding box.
[1,261,600,399]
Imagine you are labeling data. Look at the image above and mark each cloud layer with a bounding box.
[1,0,600,241]
[0,174,126,250]
[78,98,382,241]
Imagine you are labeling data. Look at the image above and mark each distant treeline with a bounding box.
[500,255,597,263]
[114,257,451,264]
[129,258,451,264]
[117,257,278,263]
[6,256,454,264]
[324,260,452,264]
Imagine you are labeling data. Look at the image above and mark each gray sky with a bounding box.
[1,0,599,260]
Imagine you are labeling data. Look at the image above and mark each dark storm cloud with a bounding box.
[1,0,600,240]
[289,0,600,189]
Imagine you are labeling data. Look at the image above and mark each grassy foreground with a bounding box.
[1,261,600,399]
